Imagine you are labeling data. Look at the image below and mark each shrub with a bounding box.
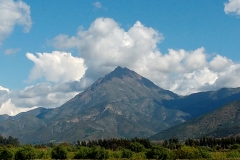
[130,142,145,152]
[122,149,133,158]
[227,150,240,158]
[51,145,68,159]
[74,146,108,159]
[60,142,76,152]
[108,150,121,158]
[146,145,175,159]
[89,147,109,159]
[198,147,212,158]
[175,146,201,159]
[74,146,91,159]
[0,147,14,160]
[211,151,227,159]
[231,144,240,150]
[15,146,39,160]
[133,151,147,159]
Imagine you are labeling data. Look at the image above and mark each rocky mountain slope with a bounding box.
[0,114,10,122]
[1,67,240,144]
[0,67,189,143]
[150,101,240,141]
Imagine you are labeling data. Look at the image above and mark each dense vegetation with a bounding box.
[2,135,240,159]
[0,135,19,146]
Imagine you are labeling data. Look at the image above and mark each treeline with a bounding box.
[3,136,240,159]
[0,135,19,146]
[185,136,240,149]
[77,137,152,150]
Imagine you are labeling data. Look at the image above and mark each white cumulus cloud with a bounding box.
[51,18,163,80]
[0,86,9,92]
[51,17,240,95]
[0,99,36,116]
[2,17,240,116]
[224,0,240,15]
[209,55,233,72]
[51,34,79,50]
[0,0,32,45]
[26,51,87,83]
[0,51,88,116]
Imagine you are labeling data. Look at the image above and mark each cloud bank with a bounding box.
[0,0,32,45]
[51,17,240,95]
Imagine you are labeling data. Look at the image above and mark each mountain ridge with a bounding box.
[0,66,189,143]
[150,100,240,141]
[1,66,240,143]
[162,87,240,117]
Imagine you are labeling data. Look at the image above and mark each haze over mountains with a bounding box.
[1,67,240,143]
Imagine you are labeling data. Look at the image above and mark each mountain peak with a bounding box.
[0,66,183,143]
[114,66,124,71]
[97,66,164,90]
[112,66,132,74]
[103,66,137,80]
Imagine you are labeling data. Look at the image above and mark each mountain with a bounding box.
[0,66,189,143]
[150,100,240,141]
[1,67,240,144]
[0,114,10,122]
[162,88,240,118]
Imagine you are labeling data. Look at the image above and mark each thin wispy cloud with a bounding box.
[93,2,102,9]
[4,48,21,55]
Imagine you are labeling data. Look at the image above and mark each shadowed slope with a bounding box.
[150,101,240,141]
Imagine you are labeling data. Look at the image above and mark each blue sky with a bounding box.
[0,0,240,115]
